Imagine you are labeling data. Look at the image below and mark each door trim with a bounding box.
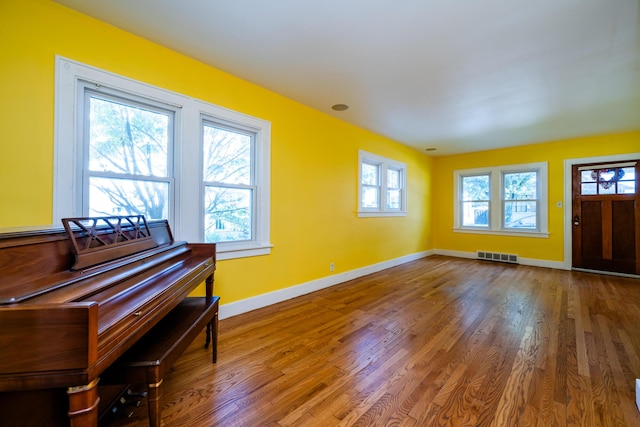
[563,152,640,271]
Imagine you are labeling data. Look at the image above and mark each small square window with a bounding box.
[358,151,406,217]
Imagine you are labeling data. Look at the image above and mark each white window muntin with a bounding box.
[358,150,407,217]
[453,162,548,237]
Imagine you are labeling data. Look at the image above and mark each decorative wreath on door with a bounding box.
[591,168,625,189]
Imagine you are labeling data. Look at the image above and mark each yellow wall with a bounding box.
[2,0,638,308]
[0,0,432,304]
[432,131,640,262]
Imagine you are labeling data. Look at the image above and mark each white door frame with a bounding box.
[563,152,640,270]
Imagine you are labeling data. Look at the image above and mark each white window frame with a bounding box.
[453,162,549,238]
[358,150,407,217]
[78,82,178,221]
[459,173,492,228]
[200,116,267,253]
[54,56,272,260]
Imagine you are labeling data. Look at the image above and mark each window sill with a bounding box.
[216,243,273,260]
[453,228,550,238]
[358,211,407,218]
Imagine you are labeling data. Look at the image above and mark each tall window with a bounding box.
[358,150,407,217]
[454,162,548,236]
[202,121,255,244]
[503,171,538,229]
[55,57,271,260]
[83,86,175,220]
[461,174,490,227]
[361,162,381,209]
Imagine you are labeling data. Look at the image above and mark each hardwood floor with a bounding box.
[104,256,640,426]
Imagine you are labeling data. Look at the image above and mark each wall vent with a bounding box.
[477,251,519,264]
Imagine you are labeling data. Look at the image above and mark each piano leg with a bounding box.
[204,273,214,350]
[67,378,100,427]
[147,379,164,427]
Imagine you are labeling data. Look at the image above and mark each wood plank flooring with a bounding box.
[104,256,640,426]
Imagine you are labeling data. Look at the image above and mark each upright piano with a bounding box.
[0,216,216,426]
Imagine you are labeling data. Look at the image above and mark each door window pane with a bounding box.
[581,183,597,195]
[599,182,616,194]
[618,181,635,194]
[581,170,596,182]
[580,166,636,195]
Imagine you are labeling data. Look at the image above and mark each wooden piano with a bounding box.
[0,216,217,426]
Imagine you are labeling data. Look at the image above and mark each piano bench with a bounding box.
[102,296,219,427]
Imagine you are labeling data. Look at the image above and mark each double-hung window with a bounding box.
[82,85,175,220]
[502,171,538,229]
[460,174,490,227]
[54,56,271,260]
[358,150,407,217]
[454,162,548,237]
[202,120,255,244]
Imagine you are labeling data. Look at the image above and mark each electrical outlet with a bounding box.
[330,262,335,272]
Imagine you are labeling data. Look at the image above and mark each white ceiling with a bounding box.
[52,0,640,155]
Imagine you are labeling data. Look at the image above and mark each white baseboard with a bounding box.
[218,250,433,319]
[218,248,569,320]
[433,249,567,270]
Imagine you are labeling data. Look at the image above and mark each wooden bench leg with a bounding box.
[147,379,163,427]
[205,313,219,363]
[212,312,218,363]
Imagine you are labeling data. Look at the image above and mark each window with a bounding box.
[82,85,175,220]
[461,174,490,227]
[454,162,548,237]
[503,171,538,230]
[358,150,407,217]
[202,121,254,244]
[54,57,271,260]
